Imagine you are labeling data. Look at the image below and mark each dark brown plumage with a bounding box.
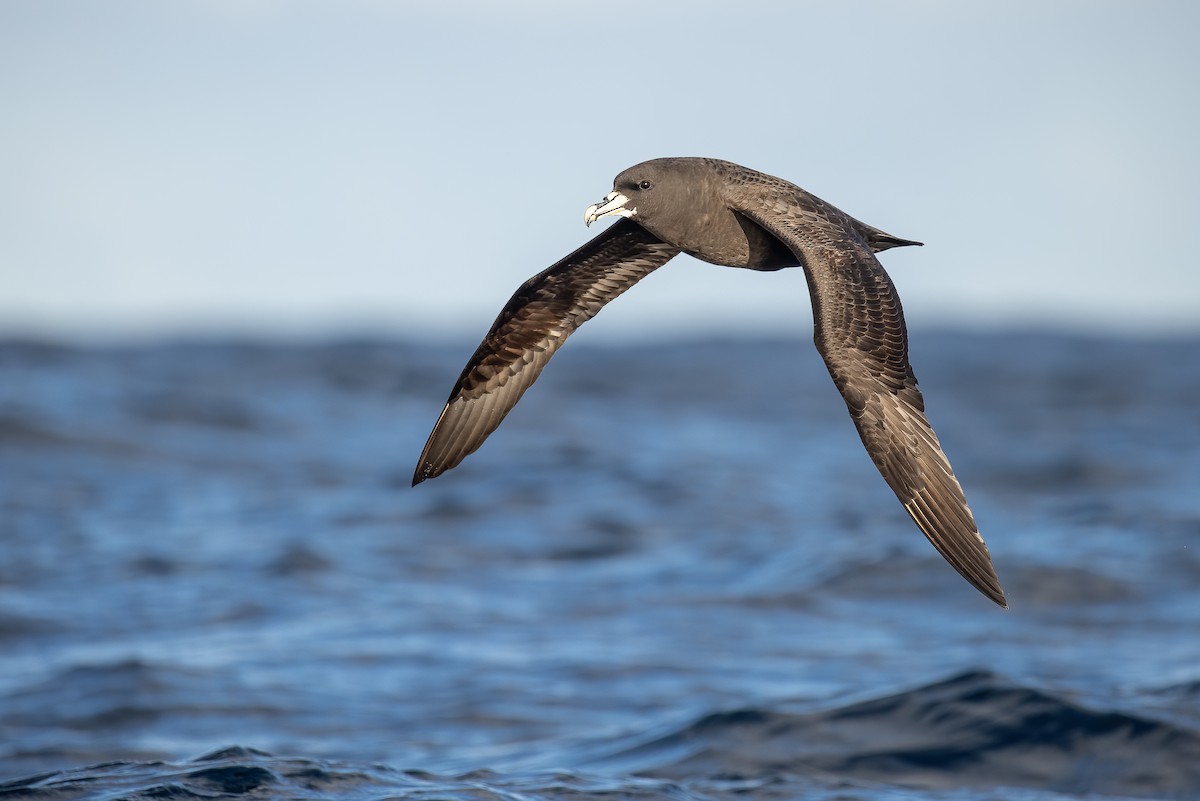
[413,158,1006,608]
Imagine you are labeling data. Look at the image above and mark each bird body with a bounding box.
[413,158,1006,608]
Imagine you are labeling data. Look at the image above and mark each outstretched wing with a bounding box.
[734,188,1006,607]
[413,218,680,485]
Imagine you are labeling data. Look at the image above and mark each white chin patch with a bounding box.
[584,191,636,226]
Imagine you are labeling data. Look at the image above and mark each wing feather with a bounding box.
[413,219,679,485]
[733,186,1006,607]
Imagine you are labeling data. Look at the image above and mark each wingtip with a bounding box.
[965,568,1008,609]
[975,575,1008,608]
[411,462,433,487]
[412,458,449,487]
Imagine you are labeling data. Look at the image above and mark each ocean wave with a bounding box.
[596,670,1200,798]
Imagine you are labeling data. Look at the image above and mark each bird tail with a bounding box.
[853,219,924,252]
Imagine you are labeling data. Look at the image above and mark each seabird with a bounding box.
[412,158,1006,608]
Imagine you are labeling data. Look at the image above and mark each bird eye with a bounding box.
[638,180,652,190]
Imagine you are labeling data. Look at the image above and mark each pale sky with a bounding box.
[2,1,1198,341]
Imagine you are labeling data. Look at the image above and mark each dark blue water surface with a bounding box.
[1,332,1199,800]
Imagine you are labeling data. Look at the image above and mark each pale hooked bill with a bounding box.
[585,191,635,226]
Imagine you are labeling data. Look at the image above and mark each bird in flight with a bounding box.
[413,158,1005,608]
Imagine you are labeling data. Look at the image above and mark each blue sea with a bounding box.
[1,331,1198,800]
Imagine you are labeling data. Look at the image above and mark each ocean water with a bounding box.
[1,332,1198,800]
